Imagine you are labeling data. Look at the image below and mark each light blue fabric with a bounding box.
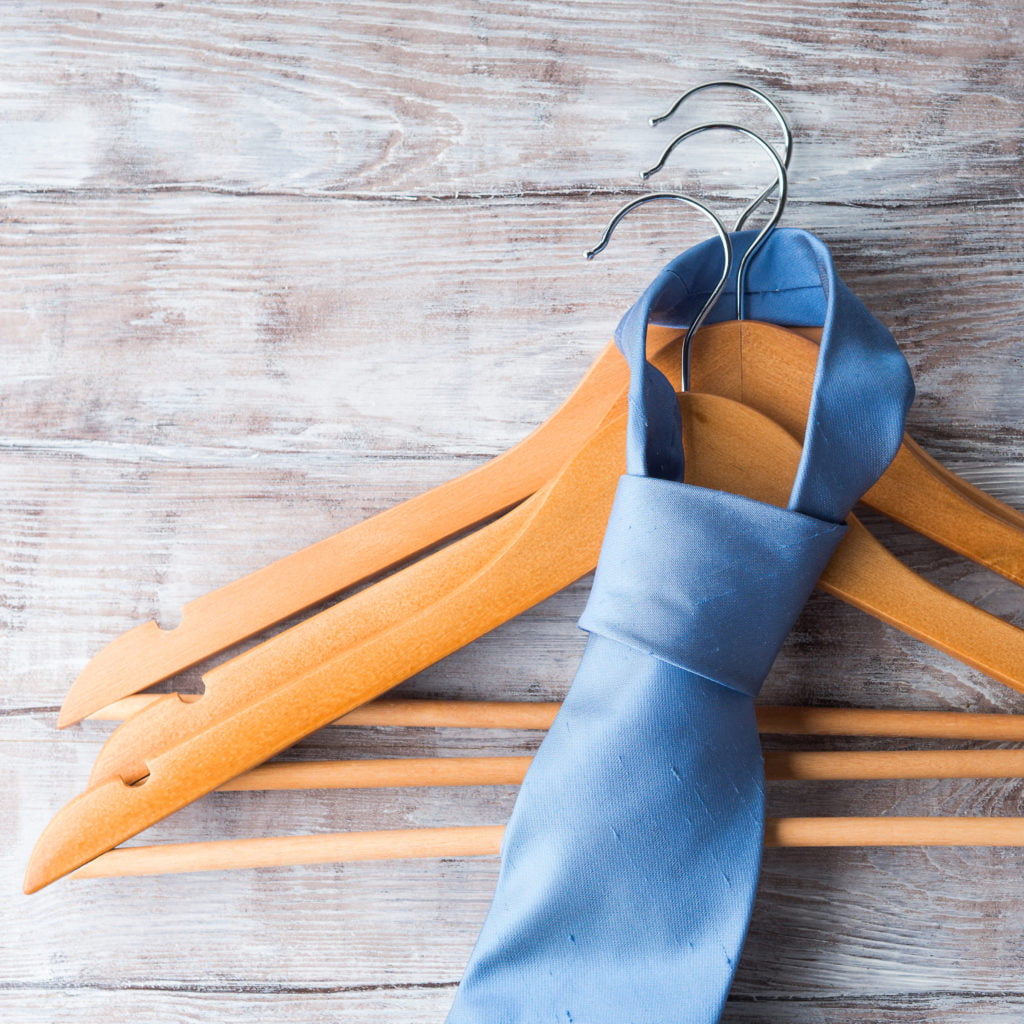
[445,228,914,1024]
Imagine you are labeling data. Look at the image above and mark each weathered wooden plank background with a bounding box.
[3,2,1024,1021]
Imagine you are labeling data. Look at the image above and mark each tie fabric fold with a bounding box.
[445,228,914,1024]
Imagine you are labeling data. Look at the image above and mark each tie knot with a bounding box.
[578,475,845,697]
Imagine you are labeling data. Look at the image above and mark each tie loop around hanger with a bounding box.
[642,122,789,324]
[649,80,793,233]
[604,227,914,516]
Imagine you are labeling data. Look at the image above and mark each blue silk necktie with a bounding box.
[445,228,914,1024]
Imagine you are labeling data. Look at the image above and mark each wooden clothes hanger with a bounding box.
[25,388,1024,892]
[29,110,1024,890]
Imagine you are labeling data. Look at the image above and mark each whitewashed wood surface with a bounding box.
[3,2,1024,1021]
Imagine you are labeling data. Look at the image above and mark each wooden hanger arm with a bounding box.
[92,696,1024,741]
[819,519,1024,695]
[68,816,1024,881]
[901,433,1024,533]
[58,332,673,728]
[863,440,1024,584]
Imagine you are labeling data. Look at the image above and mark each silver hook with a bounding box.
[642,123,788,320]
[649,81,792,231]
[586,192,733,391]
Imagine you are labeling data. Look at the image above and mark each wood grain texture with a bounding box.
[1,1,1022,202]
[3,0,1024,1020]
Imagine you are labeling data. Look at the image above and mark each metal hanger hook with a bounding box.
[649,81,792,231]
[642,122,788,320]
[585,191,733,391]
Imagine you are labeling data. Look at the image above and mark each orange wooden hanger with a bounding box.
[32,88,1024,892]
[26,390,1024,892]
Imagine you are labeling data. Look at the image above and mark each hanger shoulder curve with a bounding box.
[690,319,1024,586]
